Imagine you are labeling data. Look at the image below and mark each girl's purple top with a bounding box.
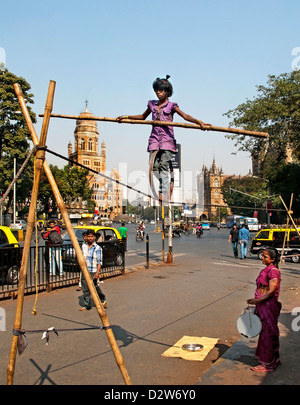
[147,100,178,152]
[255,264,281,300]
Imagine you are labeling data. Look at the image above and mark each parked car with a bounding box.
[61,226,124,270]
[250,228,300,263]
[9,219,27,231]
[0,226,22,284]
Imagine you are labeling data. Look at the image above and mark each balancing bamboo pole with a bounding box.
[7,81,56,384]
[39,113,269,138]
[10,83,132,385]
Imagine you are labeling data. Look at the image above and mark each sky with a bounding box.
[1,0,299,200]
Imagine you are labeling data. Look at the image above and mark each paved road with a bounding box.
[0,227,299,386]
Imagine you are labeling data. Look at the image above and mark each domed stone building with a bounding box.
[68,105,123,219]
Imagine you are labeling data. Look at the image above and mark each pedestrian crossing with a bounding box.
[126,249,187,258]
[212,258,263,268]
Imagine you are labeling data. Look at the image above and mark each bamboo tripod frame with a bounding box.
[39,113,269,138]
[7,82,132,385]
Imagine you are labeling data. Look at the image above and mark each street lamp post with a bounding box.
[13,158,16,224]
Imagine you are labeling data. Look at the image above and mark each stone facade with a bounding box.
[68,106,123,219]
[197,158,229,220]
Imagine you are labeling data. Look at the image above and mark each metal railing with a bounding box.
[0,240,125,299]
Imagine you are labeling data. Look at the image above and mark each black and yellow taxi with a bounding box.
[0,226,22,284]
[61,225,124,270]
[250,227,300,263]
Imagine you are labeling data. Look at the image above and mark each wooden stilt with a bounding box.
[9,82,132,386]
[162,206,165,262]
[167,204,173,264]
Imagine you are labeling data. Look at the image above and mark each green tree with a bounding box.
[38,165,95,215]
[264,162,300,218]
[224,70,300,164]
[221,176,283,224]
[224,71,300,220]
[0,68,36,214]
[61,166,94,210]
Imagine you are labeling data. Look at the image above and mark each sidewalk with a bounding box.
[1,257,299,386]
[197,292,300,385]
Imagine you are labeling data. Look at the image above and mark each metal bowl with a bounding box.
[181,343,203,352]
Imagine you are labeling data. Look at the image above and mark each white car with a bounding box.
[9,220,27,230]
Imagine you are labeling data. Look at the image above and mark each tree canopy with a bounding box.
[224,71,300,219]
[0,69,36,212]
[221,176,283,224]
[0,69,94,218]
[38,165,95,215]
[224,70,300,163]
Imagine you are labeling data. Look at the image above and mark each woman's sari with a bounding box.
[254,264,281,369]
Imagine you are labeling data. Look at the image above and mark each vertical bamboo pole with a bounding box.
[10,82,132,385]
[7,81,56,384]
[279,195,300,238]
[279,194,293,270]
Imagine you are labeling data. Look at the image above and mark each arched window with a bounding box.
[81,138,85,150]
[88,138,93,151]
[214,190,219,198]
[213,178,219,187]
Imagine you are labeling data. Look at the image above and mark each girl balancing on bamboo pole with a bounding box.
[116,75,211,204]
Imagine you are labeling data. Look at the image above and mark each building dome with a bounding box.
[75,106,99,137]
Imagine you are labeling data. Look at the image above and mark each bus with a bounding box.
[226,215,242,228]
[226,215,259,231]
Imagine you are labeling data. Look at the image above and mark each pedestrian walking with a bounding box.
[41,220,64,276]
[78,229,107,311]
[119,222,128,252]
[247,248,281,372]
[228,223,239,258]
[238,223,250,259]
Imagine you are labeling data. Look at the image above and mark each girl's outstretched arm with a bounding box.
[116,108,151,121]
[174,106,210,129]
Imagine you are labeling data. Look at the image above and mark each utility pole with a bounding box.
[13,158,16,224]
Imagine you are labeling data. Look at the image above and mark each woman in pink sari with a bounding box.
[247,249,282,372]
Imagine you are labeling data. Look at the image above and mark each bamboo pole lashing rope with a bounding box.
[7,81,56,385]
[279,194,293,270]
[279,195,300,239]
[7,82,132,386]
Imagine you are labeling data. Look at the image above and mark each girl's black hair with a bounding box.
[264,248,279,267]
[153,75,173,97]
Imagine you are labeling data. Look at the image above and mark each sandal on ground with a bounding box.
[250,365,274,372]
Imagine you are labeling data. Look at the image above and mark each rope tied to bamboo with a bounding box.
[11,325,112,355]
[12,329,28,355]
